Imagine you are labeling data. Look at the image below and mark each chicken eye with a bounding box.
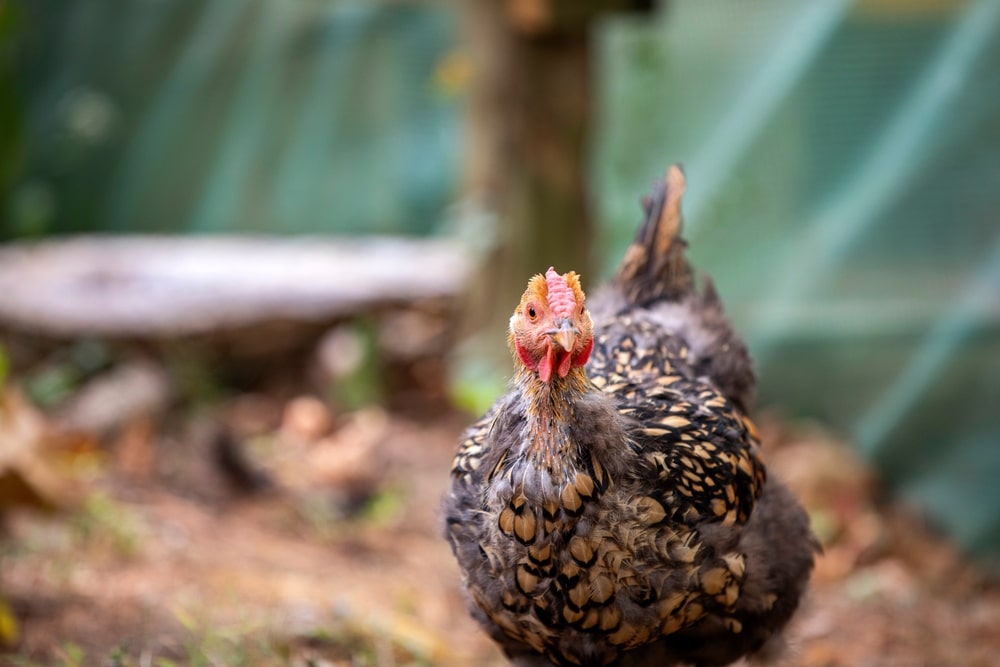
[527,305,537,320]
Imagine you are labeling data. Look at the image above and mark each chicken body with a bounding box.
[444,167,817,667]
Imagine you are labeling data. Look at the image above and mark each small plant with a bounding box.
[72,492,145,558]
[108,644,139,667]
[56,642,85,667]
[170,606,289,667]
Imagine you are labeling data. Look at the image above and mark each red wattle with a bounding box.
[538,344,556,383]
[519,338,592,382]
[557,348,573,377]
[515,340,537,370]
[572,337,594,367]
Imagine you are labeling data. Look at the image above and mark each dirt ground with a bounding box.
[2,392,999,667]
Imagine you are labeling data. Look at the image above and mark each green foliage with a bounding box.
[73,492,145,558]
[0,342,8,387]
[0,1,25,235]
[447,350,505,416]
[359,485,405,526]
[58,643,85,667]
[22,339,112,408]
[327,319,384,412]
[163,346,225,408]
[171,616,283,667]
[23,364,78,408]
[159,609,432,667]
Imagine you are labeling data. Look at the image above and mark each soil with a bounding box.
[2,398,999,667]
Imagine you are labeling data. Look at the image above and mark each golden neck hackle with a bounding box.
[513,362,591,476]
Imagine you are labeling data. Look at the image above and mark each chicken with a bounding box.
[443,166,818,667]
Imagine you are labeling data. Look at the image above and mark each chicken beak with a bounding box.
[549,319,578,352]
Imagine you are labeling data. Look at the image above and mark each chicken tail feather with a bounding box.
[613,164,693,305]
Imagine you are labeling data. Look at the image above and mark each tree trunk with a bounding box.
[460,0,655,367]
[457,0,656,370]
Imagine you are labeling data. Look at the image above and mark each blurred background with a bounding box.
[1,0,999,665]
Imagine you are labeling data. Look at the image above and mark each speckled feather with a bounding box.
[444,167,817,667]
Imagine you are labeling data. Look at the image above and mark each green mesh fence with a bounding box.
[4,0,1000,559]
[597,0,1000,560]
[4,0,459,237]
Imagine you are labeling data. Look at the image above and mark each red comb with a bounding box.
[545,267,577,318]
